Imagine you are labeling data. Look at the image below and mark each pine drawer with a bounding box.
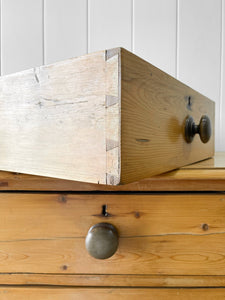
[0,192,224,278]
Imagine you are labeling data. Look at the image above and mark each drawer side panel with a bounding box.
[0,51,113,184]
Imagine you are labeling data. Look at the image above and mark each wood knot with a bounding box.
[201,223,209,231]
[0,181,8,187]
[61,265,68,270]
[134,211,140,218]
[58,195,67,203]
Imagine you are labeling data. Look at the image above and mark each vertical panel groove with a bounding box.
[132,0,135,52]
[219,0,224,149]
[89,0,132,53]
[42,0,45,65]
[133,0,176,76]
[176,0,179,79]
[88,0,91,53]
[45,0,87,64]
[0,0,2,76]
[86,0,88,54]
[178,0,221,150]
[131,0,134,52]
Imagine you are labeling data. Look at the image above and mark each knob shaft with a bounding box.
[185,115,211,143]
[85,223,118,259]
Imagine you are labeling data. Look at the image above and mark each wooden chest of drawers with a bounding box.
[0,152,225,299]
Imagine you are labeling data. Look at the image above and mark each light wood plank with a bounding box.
[1,193,225,240]
[133,0,176,76]
[178,0,221,150]
[0,50,119,184]
[120,48,214,184]
[2,234,225,275]
[0,287,224,299]
[88,0,132,52]
[2,274,225,287]
[0,153,224,191]
[0,234,224,275]
[44,0,87,64]
[0,168,225,191]
[1,0,43,75]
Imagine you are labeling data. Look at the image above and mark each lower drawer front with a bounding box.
[0,288,225,299]
[0,193,225,276]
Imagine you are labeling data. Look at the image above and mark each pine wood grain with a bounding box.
[1,231,225,275]
[120,48,215,183]
[0,47,215,185]
[0,287,224,299]
[1,193,225,240]
[0,152,223,191]
[0,50,119,185]
[2,274,225,287]
[0,193,224,275]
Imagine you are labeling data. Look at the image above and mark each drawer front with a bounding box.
[0,193,225,276]
[120,48,215,184]
[0,288,224,299]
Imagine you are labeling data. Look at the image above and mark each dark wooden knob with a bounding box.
[85,223,119,259]
[185,115,211,143]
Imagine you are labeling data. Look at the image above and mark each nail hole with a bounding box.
[102,205,108,217]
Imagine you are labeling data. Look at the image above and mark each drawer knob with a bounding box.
[185,115,211,143]
[85,223,119,259]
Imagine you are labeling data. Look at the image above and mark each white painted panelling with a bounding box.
[44,0,87,65]
[178,0,222,150]
[0,0,224,149]
[220,0,225,151]
[88,0,132,53]
[133,0,177,76]
[1,0,43,75]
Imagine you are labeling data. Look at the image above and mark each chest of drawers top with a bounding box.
[0,152,223,192]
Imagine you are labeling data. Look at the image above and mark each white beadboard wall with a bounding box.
[0,0,224,150]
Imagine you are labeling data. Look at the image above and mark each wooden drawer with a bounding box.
[0,192,225,279]
[0,48,214,185]
[0,287,225,299]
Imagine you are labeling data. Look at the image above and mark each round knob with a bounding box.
[85,223,119,259]
[185,115,211,143]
